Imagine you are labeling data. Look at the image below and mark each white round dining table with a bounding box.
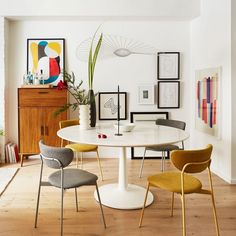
[57,123,189,210]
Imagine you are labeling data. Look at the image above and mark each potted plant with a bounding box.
[55,28,103,128]
[55,71,92,130]
[88,31,103,127]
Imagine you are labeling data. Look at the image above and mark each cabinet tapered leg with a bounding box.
[20,154,24,167]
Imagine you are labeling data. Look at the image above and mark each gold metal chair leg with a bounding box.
[208,168,220,236]
[96,150,104,181]
[75,152,79,168]
[181,193,186,236]
[161,151,165,172]
[181,172,186,236]
[171,192,174,217]
[139,183,150,227]
[80,152,83,169]
[210,192,220,236]
[139,148,147,178]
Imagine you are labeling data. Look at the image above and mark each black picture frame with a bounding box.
[98,92,127,120]
[157,52,180,80]
[130,111,169,159]
[158,81,180,109]
[27,38,65,86]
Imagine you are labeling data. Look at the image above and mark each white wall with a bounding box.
[7,20,191,158]
[190,0,232,182]
[231,0,236,181]
[0,17,9,162]
[0,17,5,130]
[0,17,5,162]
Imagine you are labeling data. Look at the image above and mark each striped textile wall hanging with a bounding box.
[195,67,221,137]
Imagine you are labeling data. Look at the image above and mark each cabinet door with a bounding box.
[43,107,67,147]
[19,107,43,153]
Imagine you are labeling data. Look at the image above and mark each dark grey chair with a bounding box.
[139,119,186,177]
[35,140,106,236]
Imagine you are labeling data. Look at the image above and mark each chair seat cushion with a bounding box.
[148,172,202,194]
[65,143,98,152]
[48,169,98,189]
[146,144,180,152]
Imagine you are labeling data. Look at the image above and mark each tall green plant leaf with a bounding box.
[88,46,93,89]
[88,25,103,90]
[91,33,103,88]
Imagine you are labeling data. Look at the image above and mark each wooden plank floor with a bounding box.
[0,156,236,236]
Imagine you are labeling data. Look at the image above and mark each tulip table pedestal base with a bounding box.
[94,146,153,209]
[94,183,153,210]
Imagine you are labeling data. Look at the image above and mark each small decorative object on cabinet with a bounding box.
[18,88,68,166]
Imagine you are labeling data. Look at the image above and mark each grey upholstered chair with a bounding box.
[139,119,186,177]
[35,140,106,236]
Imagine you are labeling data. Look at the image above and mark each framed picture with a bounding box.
[138,84,155,105]
[130,111,169,159]
[157,52,180,80]
[27,38,65,86]
[195,67,221,138]
[158,81,180,108]
[99,92,127,120]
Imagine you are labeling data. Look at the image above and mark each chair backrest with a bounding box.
[156,119,186,149]
[59,119,80,147]
[59,119,80,129]
[156,119,186,131]
[39,140,74,169]
[170,144,213,173]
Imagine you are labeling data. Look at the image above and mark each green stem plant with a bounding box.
[88,27,103,90]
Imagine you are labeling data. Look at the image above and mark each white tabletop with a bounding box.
[57,123,189,210]
[57,124,189,148]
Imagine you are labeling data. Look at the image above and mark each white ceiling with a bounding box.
[0,0,200,21]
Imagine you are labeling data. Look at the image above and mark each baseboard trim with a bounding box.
[211,168,235,184]
[230,178,236,184]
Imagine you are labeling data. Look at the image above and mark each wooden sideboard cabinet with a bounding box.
[18,88,68,166]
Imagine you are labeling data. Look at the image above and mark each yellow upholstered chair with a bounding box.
[59,119,104,180]
[139,144,220,236]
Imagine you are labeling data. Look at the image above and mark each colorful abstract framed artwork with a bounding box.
[157,52,180,80]
[27,38,65,86]
[98,92,127,120]
[195,67,221,138]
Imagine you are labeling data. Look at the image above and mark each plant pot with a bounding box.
[79,105,91,130]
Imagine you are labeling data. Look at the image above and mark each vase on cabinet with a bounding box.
[88,89,96,127]
[79,104,91,130]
